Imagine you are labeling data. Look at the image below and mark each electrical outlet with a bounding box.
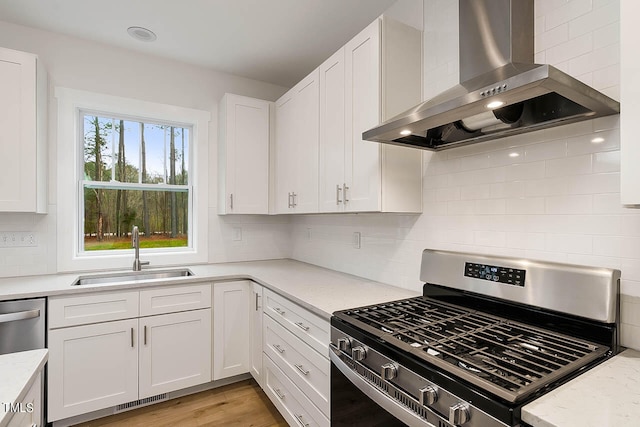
[353,232,361,249]
[232,227,242,241]
[0,232,37,247]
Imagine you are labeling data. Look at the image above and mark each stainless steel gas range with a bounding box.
[330,249,620,427]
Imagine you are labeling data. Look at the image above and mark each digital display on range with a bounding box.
[464,262,526,287]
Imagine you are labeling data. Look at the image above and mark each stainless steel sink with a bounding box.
[72,268,194,286]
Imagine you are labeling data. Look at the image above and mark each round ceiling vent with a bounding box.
[127,26,157,42]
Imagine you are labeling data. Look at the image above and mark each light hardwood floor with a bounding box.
[75,379,288,427]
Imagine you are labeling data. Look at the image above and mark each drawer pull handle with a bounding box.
[130,328,134,348]
[274,388,285,400]
[295,414,310,427]
[273,344,285,354]
[144,325,147,345]
[275,307,286,315]
[295,364,310,376]
[295,322,309,331]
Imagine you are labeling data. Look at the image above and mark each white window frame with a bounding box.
[56,87,210,272]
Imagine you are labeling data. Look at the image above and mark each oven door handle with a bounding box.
[330,347,434,427]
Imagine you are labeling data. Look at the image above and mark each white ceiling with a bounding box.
[0,0,398,88]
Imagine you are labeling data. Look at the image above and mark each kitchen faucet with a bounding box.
[132,225,150,271]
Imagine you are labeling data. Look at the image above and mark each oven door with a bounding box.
[330,347,434,427]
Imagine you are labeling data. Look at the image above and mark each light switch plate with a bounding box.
[353,232,361,249]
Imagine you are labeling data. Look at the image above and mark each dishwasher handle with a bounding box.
[0,309,40,324]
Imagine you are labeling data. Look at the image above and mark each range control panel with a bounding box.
[464,262,526,287]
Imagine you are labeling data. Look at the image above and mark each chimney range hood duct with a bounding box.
[363,0,620,151]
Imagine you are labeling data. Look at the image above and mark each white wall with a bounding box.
[0,20,291,276]
[290,0,640,349]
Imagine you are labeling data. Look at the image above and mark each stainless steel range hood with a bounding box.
[363,0,620,151]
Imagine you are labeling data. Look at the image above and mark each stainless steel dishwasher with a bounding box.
[0,297,46,354]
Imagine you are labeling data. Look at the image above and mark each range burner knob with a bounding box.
[351,346,367,361]
[337,337,351,352]
[449,403,470,426]
[381,363,398,380]
[418,385,438,406]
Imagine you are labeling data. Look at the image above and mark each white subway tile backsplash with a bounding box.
[545,194,593,214]
[566,172,619,194]
[506,161,546,181]
[593,150,621,173]
[593,21,619,49]
[525,177,569,197]
[546,33,593,65]
[593,236,640,258]
[568,2,619,38]
[506,197,546,214]
[507,232,546,250]
[567,129,620,155]
[545,154,592,177]
[545,233,593,254]
[536,23,569,52]
[524,141,567,162]
[460,184,491,200]
[475,199,507,215]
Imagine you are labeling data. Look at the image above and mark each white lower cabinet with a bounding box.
[213,280,251,380]
[264,315,330,415]
[264,356,329,427]
[261,288,330,423]
[48,319,139,421]
[7,372,43,427]
[48,284,212,423]
[139,309,212,398]
[250,282,264,386]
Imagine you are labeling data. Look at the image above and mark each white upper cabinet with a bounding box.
[319,16,423,213]
[0,47,47,213]
[275,69,320,214]
[319,49,347,213]
[621,0,639,205]
[218,93,272,214]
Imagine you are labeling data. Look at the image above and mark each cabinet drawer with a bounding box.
[264,315,329,416]
[264,289,330,357]
[264,355,329,427]
[49,291,139,328]
[140,283,211,316]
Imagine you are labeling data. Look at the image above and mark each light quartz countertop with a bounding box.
[0,259,419,319]
[522,348,640,427]
[0,349,47,427]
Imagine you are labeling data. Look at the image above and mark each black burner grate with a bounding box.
[336,296,607,403]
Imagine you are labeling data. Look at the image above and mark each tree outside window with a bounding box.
[82,113,191,251]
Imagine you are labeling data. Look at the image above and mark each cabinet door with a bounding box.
[250,282,264,386]
[139,309,212,398]
[220,94,270,214]
[0,48,38,212]
[292,69,320,213]
[345,19,382,212]
[48,319,138,421]
[213,281,250,380]
[275,91,296,213]
[319,49,347,213]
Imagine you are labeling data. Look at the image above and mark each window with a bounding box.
[81,113,191,252]
[56,88,210,272]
